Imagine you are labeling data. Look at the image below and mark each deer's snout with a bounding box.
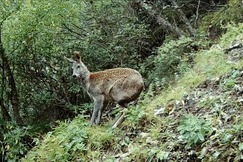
[72,75,77,78]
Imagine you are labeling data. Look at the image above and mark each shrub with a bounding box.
[1,123,33,162]
[178,114,213,147]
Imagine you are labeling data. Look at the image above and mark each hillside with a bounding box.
[22,24,243,161]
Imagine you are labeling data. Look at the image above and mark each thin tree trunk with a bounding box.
[5,56,24,125]
[0,28,11,121]
[0,28,24,125]
[134,0,183,37]
[169,0,196,36]
[0,100,11,121]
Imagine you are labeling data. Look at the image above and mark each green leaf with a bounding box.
[223,134,233,142]
[156,150,170,160]
[198,133,205,142]
[213,151,220,159]
[239,143,243,151]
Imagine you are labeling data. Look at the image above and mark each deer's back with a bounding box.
[88,68,144,100]
[89,68,139,80]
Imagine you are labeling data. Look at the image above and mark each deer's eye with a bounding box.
[77,65,80,68]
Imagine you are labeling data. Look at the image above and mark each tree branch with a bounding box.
[70,22,89,34]
[112,111,126,129]
[62,23,86,38]
[195,0,201,26]
[134,0,183,37]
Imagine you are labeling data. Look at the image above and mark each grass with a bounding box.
[148,43,242,111]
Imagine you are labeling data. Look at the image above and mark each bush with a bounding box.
[1,123,34,162]
[178,114,213,147]
[23,117,90,161]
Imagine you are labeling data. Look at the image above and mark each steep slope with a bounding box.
[23,23,243,162]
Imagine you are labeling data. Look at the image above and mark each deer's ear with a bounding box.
[64,56,74,63]
[73,51,81,61]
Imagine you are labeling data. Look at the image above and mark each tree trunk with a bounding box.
[4,55,24,125]
[134,0,183,37]
[0,100,11,121]
[169,0,196,36]
[0,28,11,121]
[0,28,24,125]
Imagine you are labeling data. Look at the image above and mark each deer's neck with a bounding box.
[79,64,91,89]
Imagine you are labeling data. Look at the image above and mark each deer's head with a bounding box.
[64,51,89,79]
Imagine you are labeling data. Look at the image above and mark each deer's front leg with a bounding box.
[90,95,104,125]
[95,101,108,125]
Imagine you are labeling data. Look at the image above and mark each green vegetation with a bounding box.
[23,23,243,161]
[1,123,33,161]
[1,0,242,161]
[178,114,213,147]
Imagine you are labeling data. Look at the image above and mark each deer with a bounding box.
[64,51,145,128]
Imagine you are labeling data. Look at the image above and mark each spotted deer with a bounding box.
[64,51,144,128]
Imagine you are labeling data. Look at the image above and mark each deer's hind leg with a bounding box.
[110,94,131,129]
